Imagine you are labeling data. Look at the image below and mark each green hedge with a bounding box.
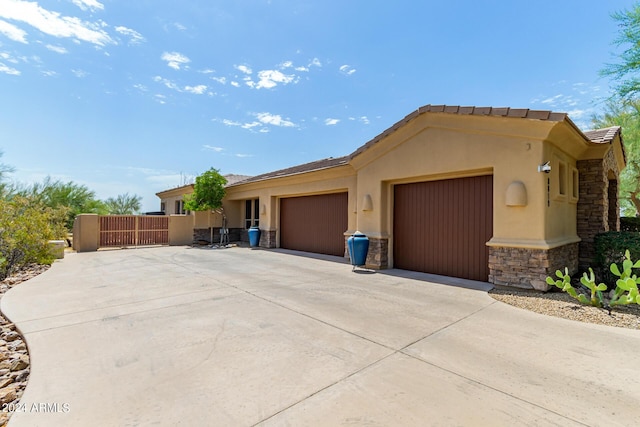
[594,231,640,287]
[621,217,640,232]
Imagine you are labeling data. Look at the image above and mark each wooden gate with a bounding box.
[99,216,169,248]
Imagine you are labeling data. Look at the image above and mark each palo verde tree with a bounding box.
[183,168,227,243]
[104,193,142,215]
[597,3,640,216]
[592,100,640,216]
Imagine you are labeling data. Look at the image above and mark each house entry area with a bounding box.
[393,175,493,281]
[279,192,348,257]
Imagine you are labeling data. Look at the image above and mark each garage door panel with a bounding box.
[280,193,348,257]
[394,175,493,281]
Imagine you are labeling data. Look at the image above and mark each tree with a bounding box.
[183,168,227,212]
[183,168,227,244]
[592,101,640,216]
[0,151,15,198]
[104,193,142,215]
[0,196,67,279]
[11,177,108,229]
[601,4,640,100]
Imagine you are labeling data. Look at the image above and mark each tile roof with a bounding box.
[350,104,567,158]
[227,105,624,186]
[229,156,350,186]
[583,126,622,144]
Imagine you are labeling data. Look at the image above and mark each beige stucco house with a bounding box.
[158,105,626,290]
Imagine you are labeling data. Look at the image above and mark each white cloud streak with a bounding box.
[339,64,356,75]
[45,44,67,53]
[325,118,339,126]
[0,0,114,46]
[0,19,27,43]
[115,26,144,45]
[256,112,295,127]
[71,0,104,12]
[161,51,190,70]
[235,64,252,74]
[203,145,224,152]
[0,62,20,75]
[184,84,207,95]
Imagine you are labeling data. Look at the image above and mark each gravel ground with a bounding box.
[489,288,640,330]
[0,265,50,427]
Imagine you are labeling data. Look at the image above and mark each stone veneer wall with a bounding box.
[193,228,242,244]
[488,243,579,290]
[260,230,277,248]
[577,149,620,270]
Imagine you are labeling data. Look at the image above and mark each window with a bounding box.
[558,161,567,196]
[571,168,579,201]
[244,198,259,228]
[160,202,166,213]
[175,200,182,214]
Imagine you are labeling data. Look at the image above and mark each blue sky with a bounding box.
[0,0,637,212]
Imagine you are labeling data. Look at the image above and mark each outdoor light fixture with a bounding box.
[538,161,551,173]
[362,194,373,211]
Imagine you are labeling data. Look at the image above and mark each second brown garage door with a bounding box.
[280,192,348,256]
[393,175,493,281]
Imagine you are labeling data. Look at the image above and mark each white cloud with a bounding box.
[230,81,240,87]
[45,44,67,53]
[235,64,252,74]
[0,19,27,43]
[71,68,86,77]
[0,0,114,46]
[71,0,104,12]
[115,26,144,45]
[221,119,241,126]
[256,112,295,127]
[161,51,190,70]
[254,69,297,89]
[210,76,226,84]
[236,154,253,158]
[0,62,20,75]
[173,22,186,31]
[310,58,321,67]
[203,145,224,152]
[339,64,356,76]
[199,68,215,74]
[153,75,180,91]
[133,83,147,91]
[280,60,293,68]
[41,69,57,77]
[325,118,340,126]
[359,116,370,124]
[295,66,309,72]
[154,94,166,104]
[184,84,207,95]
[241,121,261,130]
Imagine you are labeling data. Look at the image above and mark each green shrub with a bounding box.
[0,196,67,280]
[621,217,640,232]
[594,231,640,286]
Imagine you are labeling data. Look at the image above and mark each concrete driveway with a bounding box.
[2,246,639,426]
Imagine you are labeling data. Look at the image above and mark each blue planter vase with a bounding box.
[248,226,261,247]
[347,232,369,270]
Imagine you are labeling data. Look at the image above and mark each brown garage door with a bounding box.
[393,175,493,281]
[280,192,348,256]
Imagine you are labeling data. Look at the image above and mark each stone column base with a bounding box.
[260,230,276,248]
[488,243,579,291]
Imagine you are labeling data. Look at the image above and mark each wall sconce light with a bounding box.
[362,194,373,211]
[538,161,551,173]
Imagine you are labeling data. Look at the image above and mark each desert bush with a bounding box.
[0,196,67,280]
[621,217,640,232]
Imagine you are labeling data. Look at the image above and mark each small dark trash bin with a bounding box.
[347,231,369,270]
[248,226,261,247]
